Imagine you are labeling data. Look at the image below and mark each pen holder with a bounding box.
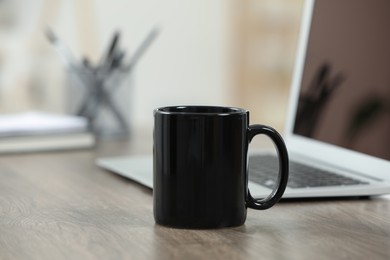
[50,27,159,138]
[67,67,132,138]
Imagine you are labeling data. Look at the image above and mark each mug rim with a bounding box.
[155,106,247,116]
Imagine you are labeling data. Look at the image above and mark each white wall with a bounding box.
[0,0,234,131]
[84,0,234,130]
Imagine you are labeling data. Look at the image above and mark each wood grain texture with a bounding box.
[0,138,389,260]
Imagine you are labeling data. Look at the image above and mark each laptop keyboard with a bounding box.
[249,155,369,189]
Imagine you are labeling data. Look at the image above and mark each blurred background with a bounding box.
[0,0,303,136]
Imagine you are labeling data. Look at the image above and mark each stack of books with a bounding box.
[0,111,95,154]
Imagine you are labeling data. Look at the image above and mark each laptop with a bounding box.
[97,0,390,199]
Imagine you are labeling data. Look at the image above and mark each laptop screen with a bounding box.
[292,0,390,161]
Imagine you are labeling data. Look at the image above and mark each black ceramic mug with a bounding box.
[153,106,289,229]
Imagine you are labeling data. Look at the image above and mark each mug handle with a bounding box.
[246,124,289,210]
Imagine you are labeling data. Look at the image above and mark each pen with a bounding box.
[124,26,160,71]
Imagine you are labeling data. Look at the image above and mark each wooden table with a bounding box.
[0,137,389,259]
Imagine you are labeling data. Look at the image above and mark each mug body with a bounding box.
[153,106,249,229]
